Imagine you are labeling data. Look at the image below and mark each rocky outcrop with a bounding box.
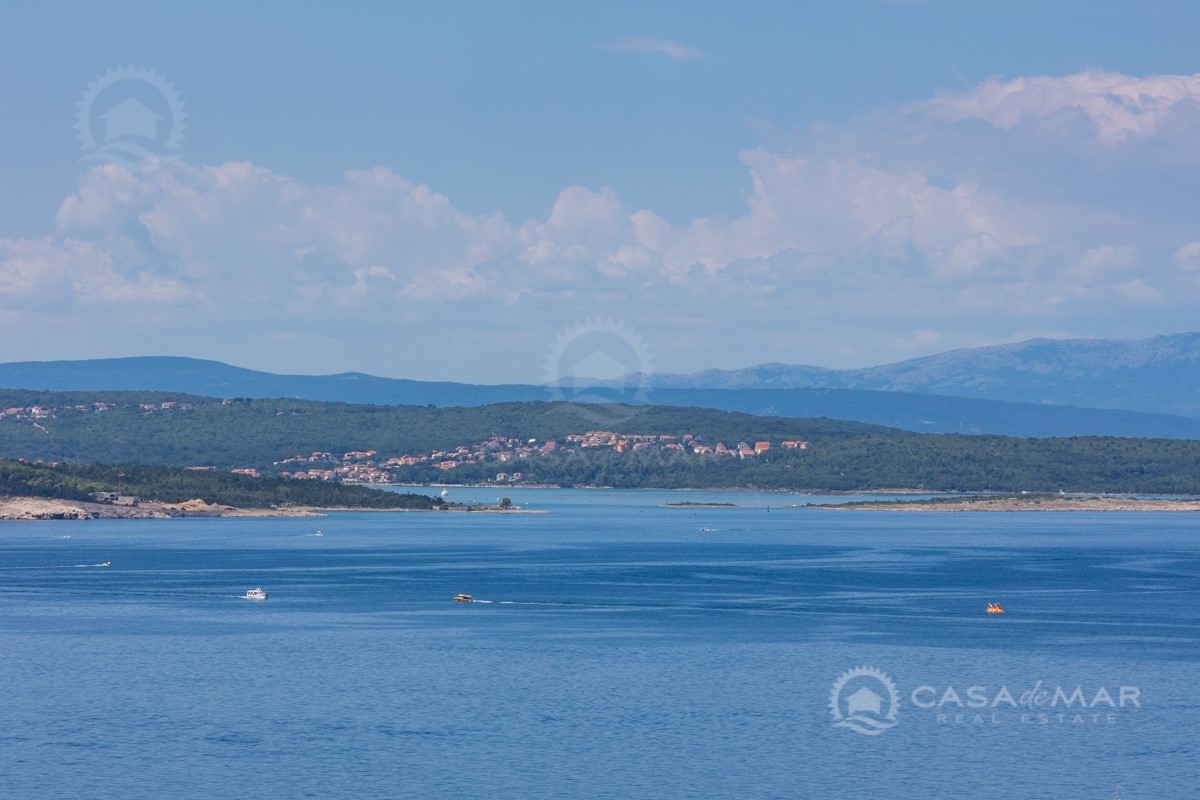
[0,498,100,520]
[0,496,321,520]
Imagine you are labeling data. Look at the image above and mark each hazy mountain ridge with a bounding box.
[644,333,1200,416]
[4,353,1200,439]
[0,357,548,406]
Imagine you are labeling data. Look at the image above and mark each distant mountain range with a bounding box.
[4,337,1200,439]
[643,332,1200,417]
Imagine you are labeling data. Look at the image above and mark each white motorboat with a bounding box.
[243,588,269,601]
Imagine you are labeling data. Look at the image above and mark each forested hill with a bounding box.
[4,390,1200,493]
[0,459,441,510]
[0,389,886,468]
[4,356,1200,439]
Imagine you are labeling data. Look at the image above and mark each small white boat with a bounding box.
[98,561,111,567]
[243,588,269,601]
[440,489,450,497]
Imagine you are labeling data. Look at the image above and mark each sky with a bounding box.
[3,1,1200,384]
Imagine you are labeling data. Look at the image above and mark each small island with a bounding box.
[664,501,739,508]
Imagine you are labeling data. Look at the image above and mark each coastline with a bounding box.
[0,497,323,520]
[9,491,1200,520]
[824,495,1200,512]
[0,496,545,520]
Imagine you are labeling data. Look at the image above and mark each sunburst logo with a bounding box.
[542,318,654,426]
[76,65,186,172]
[829,666,901,735]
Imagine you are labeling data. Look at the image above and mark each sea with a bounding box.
[1,487,1197,799]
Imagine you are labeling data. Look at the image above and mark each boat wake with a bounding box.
[3,561,112,570]
[456,598,571,607]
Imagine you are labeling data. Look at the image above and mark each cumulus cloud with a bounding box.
[918,70,1200,144]
[0,236,190,309]
[5,67,1200,376]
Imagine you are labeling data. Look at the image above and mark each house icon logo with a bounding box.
[76,65,185,172]
[829,666,900,735]
[100,97,161,142]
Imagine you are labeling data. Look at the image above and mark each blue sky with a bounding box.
[3,1,1200,382]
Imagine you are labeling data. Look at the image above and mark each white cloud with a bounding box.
[0,236,190,309]
[1114,278,1164,306]
[918,70,1200,144]
[1174,241,1200,271]
[652,149,1043,285]
[605,37,706,62]
[5,67,1200,377]
[1069,245,1139,278]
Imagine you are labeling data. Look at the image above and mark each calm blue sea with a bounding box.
[1,488,1197,799]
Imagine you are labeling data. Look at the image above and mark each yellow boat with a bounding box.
[986,602,1005,614]
[453,593,474,603]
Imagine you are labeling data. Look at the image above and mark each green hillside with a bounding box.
[0,390,889,467]
[2,389,1200,493]
[0,458,441,509]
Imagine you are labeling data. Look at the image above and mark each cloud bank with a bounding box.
[4,69,1200,379]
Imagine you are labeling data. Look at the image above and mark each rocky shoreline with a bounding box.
[0,496,544,520]
[0,497,323,520]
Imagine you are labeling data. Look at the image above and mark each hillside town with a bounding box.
[276,431,811,485]
[0,401,813,486]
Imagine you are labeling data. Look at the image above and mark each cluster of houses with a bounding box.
[564,431,810,457]
[273,431,811,485]
[2,400,813,487]
[1,401,191,421]
[1,402,118,420]
[139,401,194,412]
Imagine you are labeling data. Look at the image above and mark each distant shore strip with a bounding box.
[0,497,541,520]
[822,495,1200,511]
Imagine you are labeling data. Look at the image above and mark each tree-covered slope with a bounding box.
[0,390,890,468]
[3,390,1200,493]
[0,458,441,509]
